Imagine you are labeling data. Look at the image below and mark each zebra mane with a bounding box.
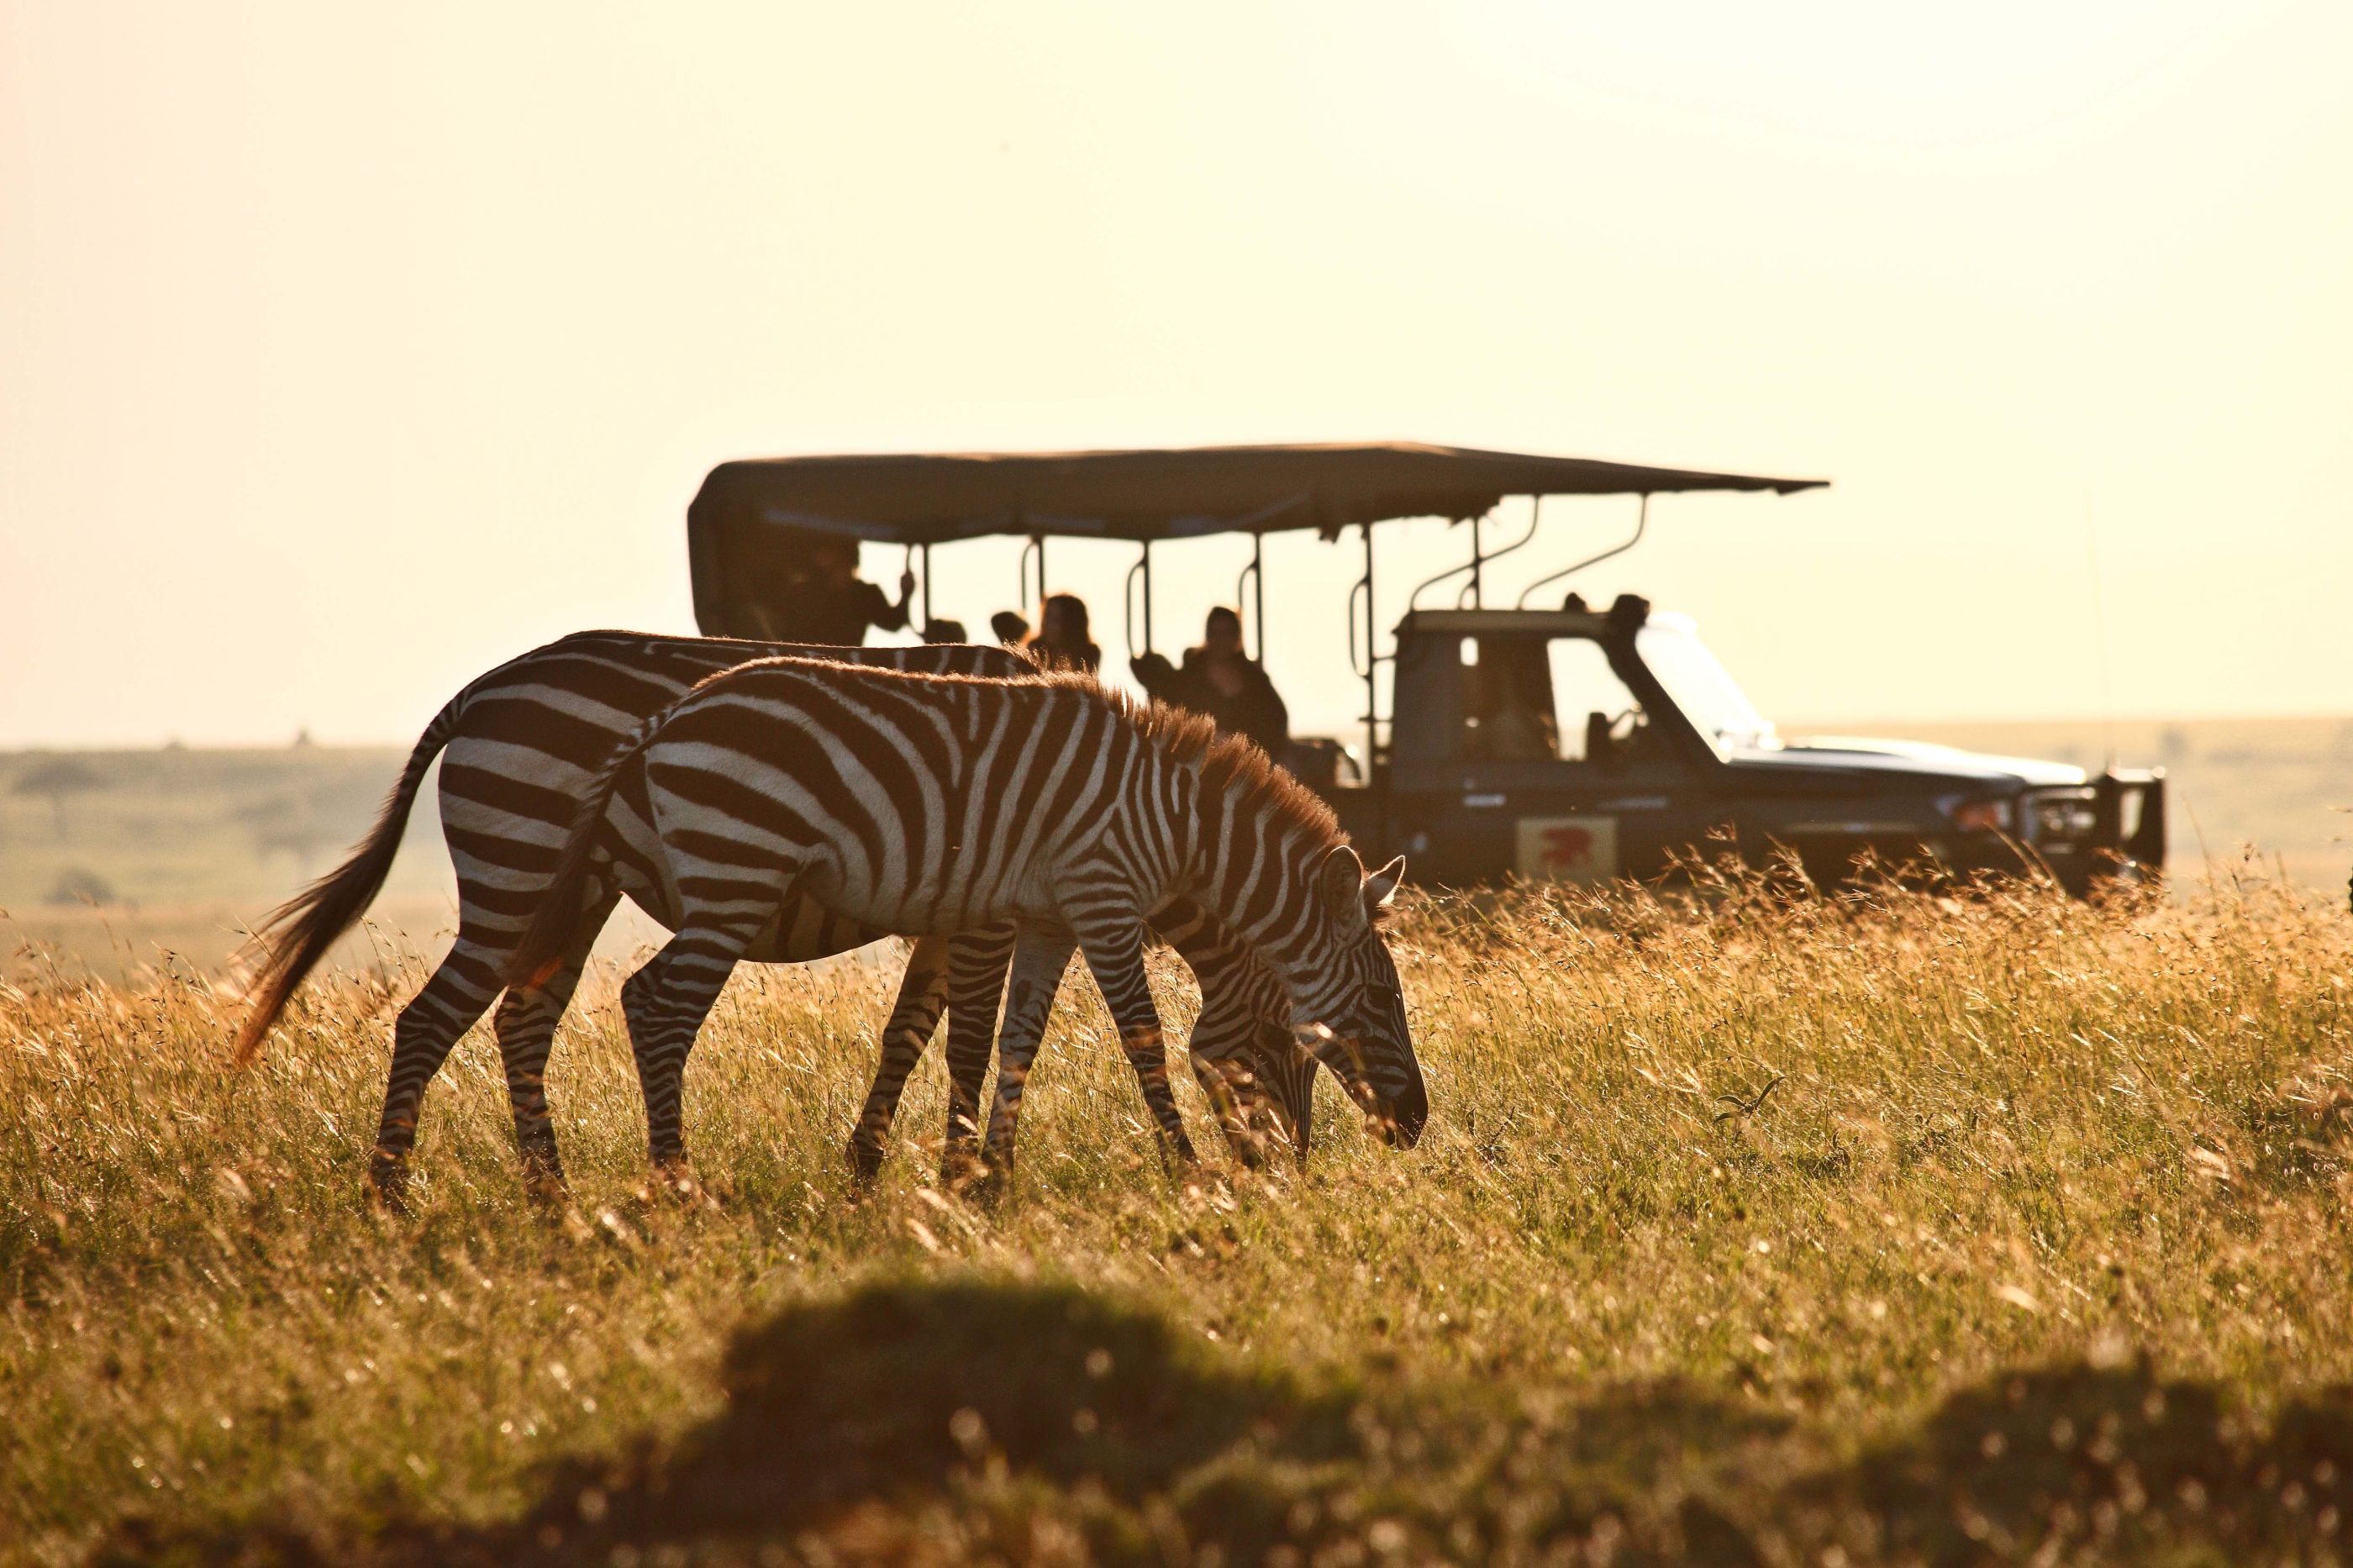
[1084,677,1403,926]
[1046,671,1348,849]
[682,657,1351,851]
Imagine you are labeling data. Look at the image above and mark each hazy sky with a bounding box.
[4,1,2348,748]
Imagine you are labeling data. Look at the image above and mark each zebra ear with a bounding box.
[1317,844,1370,928]
[1363,855,1407,912]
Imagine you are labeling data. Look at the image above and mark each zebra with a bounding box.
[231,631,1309,1202]
[858,896,1320,1184]
[505,658,1429,1172]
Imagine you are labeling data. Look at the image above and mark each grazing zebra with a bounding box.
[232,631,1308,1200]
[852,901,1319,1181]
[507,659,1428,1171]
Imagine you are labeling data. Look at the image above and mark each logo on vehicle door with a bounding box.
[1516,815,1618,885]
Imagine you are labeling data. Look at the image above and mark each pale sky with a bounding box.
[3,1,2349,749]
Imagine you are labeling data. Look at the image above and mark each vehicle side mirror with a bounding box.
[1606,594,1650,634]
[1585,711,1614,765]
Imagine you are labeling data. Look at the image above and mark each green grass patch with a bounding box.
[4,876,2351,1563]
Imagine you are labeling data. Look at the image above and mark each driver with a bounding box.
[1473,640,1559,761]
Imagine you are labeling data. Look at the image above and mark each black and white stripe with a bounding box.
[235,631,1314,1198]
[845,908,1318,1179]
[508,659,1428,1177]
[238,633,1024,1200]
[978,907,1319,1176]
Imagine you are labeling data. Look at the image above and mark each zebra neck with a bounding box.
[1184,779,1324,961]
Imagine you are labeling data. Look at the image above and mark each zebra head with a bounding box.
[1300,847,1428,1149]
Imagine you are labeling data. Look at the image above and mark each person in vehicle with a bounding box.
[737,537,917,645]
[920,618,970,645]
[1130,606,1290,757]
[1469,639,1559,762]
[989,610,1031,648]
[1025,592,1102,673]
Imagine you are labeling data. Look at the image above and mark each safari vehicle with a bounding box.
[687,442,2164,896]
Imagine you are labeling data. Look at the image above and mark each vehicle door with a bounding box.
[1394,632,1707,885]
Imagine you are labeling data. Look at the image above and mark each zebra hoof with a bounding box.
[366,1151,412,1213]
[1224,1127,1271,1171]
[846,1138,887,1188]
[955,1150,1011,1206]
[519,1164,569,1208]
[647,1161,702,1205]
[938,1146,989,1195]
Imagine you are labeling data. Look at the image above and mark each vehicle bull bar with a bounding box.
[2092,767,2166,877]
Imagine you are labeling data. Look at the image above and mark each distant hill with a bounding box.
[0,745,451,909]
[0,745,455,977]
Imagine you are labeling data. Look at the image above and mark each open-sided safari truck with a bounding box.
[687,443,2165,897]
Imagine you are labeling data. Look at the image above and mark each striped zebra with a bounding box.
[232,631,1308,1202]
[862,896,1319,1184]
[507,659,1429,1170]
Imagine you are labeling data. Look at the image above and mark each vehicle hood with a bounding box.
[1725,734,2087,789]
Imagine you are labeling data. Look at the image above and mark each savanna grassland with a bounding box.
[6,871,2353,1565]
[5,713,2349,976]
[0,745,455,981]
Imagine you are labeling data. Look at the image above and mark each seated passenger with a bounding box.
[1025,592,1102,674]
[1130,606,1290,757]
[740,538,918,646]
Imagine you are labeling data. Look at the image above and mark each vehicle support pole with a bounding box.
[1469,513,1482,608]
[919,544,932,629]
[1037,534,1048,603]
[1362,521,1377,776]
[1251,533,1266,662]
[1123,550,1151,663]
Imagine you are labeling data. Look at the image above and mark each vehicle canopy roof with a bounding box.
[688,440,1824,550]
[1394,606,1631,639]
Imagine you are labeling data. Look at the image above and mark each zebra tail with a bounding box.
[229,698,460,1066]
[501,707,664,992]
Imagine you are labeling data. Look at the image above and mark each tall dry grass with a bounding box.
[3,871,2350,1563]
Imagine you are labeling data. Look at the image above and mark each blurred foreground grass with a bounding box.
[3,875,2351,1564]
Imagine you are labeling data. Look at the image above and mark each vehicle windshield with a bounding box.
[1635,614,1776,754]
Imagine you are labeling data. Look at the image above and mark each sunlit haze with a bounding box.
[4,1,2348,747]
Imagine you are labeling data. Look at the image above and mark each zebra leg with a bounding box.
[1197,1023,1319,1169]
[1185,1048,1270,1171]
[370,924,508,1207]
[1259,1023,1319,1167]
[489,896,610,1201]
[939,924,1018,1183]
[617,944,682,1175]
[1165,901,1319,1168]
[1072,918,1199,1174]
[845,937,950,1186]
[976,927,1077,1187]
[621,918,764,1181]
[1166,941,1271,1168]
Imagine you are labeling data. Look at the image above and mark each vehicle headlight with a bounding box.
[1950,798,2013,834]
[2028,788,2098,843]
